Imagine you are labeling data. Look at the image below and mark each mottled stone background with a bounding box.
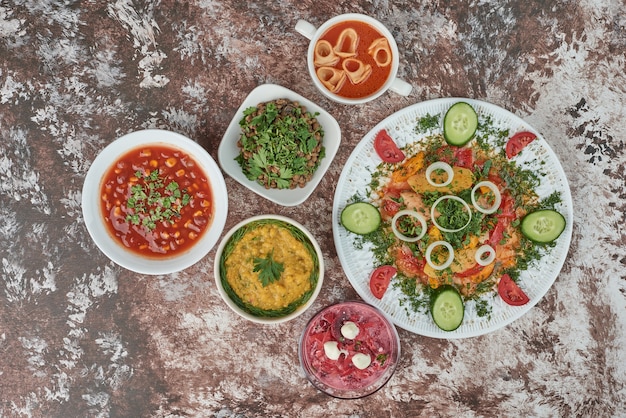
[1,0,625,417]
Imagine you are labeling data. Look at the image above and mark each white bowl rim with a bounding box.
[81,129,228,275]
[217,83,341,206]
[213,214,325,324]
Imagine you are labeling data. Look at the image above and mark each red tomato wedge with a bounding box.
[380,198,401,219]
[394,245,425,279]
[498,274,530,306]
[374,130,405,163]
[453,147,474,168]
[369,265,396,299]
[505,131,537,158]
[435,145,474,168]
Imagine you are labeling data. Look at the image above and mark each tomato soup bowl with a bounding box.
[82,129,228,275]
[213,215,324,324]
[296,13,412,104]
[298,300,401,398]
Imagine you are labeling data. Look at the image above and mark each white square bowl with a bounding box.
[218,84,341,206]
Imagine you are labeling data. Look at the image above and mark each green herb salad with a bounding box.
[332,99,572,337]
[235,99,325,190]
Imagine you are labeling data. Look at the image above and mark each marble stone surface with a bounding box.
[1,1,625,417]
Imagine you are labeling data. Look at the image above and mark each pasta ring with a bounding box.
[368,37,392,67]
[333,28,359,58]
[316,67,347,93]
[342,58,372,84]
[314,40,340,67]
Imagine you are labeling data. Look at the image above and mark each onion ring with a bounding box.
[391,210,427,242]
[425,241,454,271]
[430,195,472,233]
[475,244,496,266]
[425,162,454,187]
[471,181,502,214]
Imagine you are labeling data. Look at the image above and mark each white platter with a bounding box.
[218,84,341,206]
[332,98,573,338]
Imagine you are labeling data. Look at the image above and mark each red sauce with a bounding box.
[100,145,214,258]
[316,20,393,99]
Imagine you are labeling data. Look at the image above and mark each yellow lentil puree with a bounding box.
[225,224,314,310]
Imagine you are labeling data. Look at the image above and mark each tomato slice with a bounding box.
[499,194,516,219]
[453,147,474,168]
[369,265,396,299]
[394,245,425,279]
[374,130,405,163]
[498,274,530,306]
[488,220,506,247]
[505,131,537,158]
[380,198,401,219]
[487,194,516,247]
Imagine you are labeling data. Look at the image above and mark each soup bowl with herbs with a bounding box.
[82,129,228,275]
[214,215,324,324]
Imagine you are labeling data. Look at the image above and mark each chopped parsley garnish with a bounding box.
[125,169,190,231]
[376,353,389,365]
[434,198,471,230]
[474,298,492,318]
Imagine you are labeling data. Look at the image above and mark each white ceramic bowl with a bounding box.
[82,129,228,275]
[214,215,324,324]
[295,13,412,104]
[218,84,341,206]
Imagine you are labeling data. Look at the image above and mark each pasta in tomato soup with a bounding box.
[314,20,393,99]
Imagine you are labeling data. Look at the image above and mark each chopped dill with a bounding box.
[415,113,441,134]
[538,191,563,210]
[474,298,492,319]
[394,276,430,315]
[474,114,510,151]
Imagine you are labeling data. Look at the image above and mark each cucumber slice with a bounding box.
[340,202,381,235]
[430,285,464,331]
[521,209,566,243]
[443,102,478,146]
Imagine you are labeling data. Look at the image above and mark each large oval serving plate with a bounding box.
[332,98,573,338]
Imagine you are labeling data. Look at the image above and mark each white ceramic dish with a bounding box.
[213,214,324,324]
[332,98,574,338]
[218,84,341,206]
[295,13,412,104]
[82,129,228,275]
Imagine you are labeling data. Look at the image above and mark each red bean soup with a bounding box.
[100,145,214,257]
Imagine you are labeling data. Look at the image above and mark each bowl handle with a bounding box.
[389,78,413,97]
[295,19,317,40]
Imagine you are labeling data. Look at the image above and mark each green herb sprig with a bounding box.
[253,251,284,287]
